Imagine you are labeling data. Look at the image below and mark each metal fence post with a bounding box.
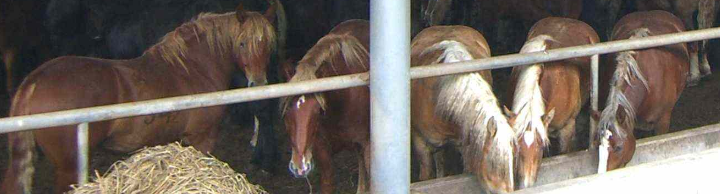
[370,0,411,193]
[77,122,89,184]
[590,54,599,149]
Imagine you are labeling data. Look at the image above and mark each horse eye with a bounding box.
[239,42,246,48]
[614,145,623,152]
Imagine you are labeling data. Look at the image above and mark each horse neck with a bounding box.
[511,64,549,146]
[144,33,237,87]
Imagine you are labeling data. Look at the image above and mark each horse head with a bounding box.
[514,108,554,189]
[233,2,279,87]
[592,110,636,171]
[283,94,325,178]
[475,110,518,193]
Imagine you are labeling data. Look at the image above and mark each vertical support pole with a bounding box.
[590,54,599,149]
[370,0,411,193]
[77,122,89,184]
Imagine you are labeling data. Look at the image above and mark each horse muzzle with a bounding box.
[288,157,313,178]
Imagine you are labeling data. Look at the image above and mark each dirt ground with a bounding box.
[2,45,720,194]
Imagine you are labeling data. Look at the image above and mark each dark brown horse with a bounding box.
[410,25,518,193]
[635,0,717,86]
[280,19,370,194]
[506,17,600,189]
[420,0,583,53]
[593,10,689,171]
[0,5,278,194]
[0,0,53,94]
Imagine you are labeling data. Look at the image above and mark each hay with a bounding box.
[69,142,267,194]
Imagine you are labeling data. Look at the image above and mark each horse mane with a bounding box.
[598,28,651,139]
[424,40,515,179]
[280,33,369,115]
[512,35,555,147]
[145,12,276,72]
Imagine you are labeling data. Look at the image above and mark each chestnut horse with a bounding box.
[280,19,370,194]
[593,10,689,171]
[506,17,600,189]
[635,0,717,86]
[411,26,518,193]
[0,5,278,194]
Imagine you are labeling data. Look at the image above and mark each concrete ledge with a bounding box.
[410,122,720,193]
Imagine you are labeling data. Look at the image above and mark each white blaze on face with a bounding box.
[296,95,306,109]
[524,131,535,147]
[598,130,612,173]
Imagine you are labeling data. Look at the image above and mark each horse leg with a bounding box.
[681,13,702,86]
[412,131,435,180]
[698,0,716,77]
[35,126,96,194]
[433,148,446,178]
[356,144,371,194]
[2,49,16,94]
[250,99,279,174]
[655,111,673,135]
[557,119,577,154]
[315,138,334,194]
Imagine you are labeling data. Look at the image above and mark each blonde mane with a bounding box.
[598,28,651,139]
[145,12,276,72]
[424,40,514,181]
[280,34,369,114]
[512,35,555,147]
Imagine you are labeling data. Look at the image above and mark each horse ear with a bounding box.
[263,0,278,23]
[543,108,556,129]
[235,3,247,23]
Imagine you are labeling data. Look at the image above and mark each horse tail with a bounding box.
[427,40,515,187]
[1,83,38,194]
[511,35,554,146]
[698,0,716,50]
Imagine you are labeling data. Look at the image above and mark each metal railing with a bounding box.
[2,23,720,192]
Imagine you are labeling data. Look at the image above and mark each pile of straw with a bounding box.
[69,142,266,194]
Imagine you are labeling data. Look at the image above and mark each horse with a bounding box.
[505,17,600,189]
[592,10,689,171]
[419,0,583,54]
[280,19,370,194]
[45,0,287,173]
[0,5,278,194]
[410,25,518,193]
[634,0,717,86]
[0,0,53,95]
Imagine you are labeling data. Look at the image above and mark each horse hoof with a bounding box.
[686,79,700,87]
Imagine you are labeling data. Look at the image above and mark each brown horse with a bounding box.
[593,10,689,171]
[636,0,717,86]
[0,0,53,94]
[411,25,518,193]
[506,17,600,189]
[280,19,370,194]
[0,4,278,194]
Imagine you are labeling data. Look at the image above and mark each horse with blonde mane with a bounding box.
[280,19,370,194]
[593,10,689,171]
[410,25,517,193]
[506,17,600,189]
[0,4,278,194]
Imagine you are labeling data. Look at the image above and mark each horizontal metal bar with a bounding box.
[2,27,720,133]
[409,122,720,193]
